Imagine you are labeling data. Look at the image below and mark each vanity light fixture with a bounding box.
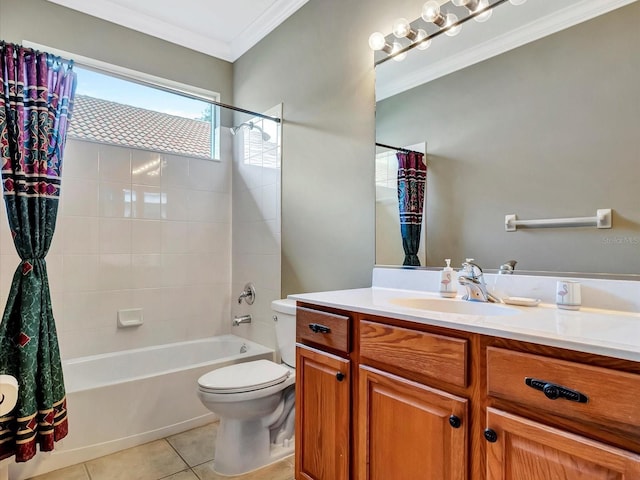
[452,0,493,23]
[371,0,527,64]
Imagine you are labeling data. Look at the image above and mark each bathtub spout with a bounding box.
[232,315,252,326]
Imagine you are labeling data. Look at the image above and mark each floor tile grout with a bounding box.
[29,421,294,480]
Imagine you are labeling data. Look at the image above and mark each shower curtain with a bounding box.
[0,43,76,462]
[397,151,426,266]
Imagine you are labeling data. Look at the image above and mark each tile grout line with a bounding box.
[82,462,92,480]
[161,438,197,480]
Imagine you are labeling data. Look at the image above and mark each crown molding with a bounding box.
[47,0,308,62]
[376,0,637,101]
[48,0,233,60]
[230,0,309,60]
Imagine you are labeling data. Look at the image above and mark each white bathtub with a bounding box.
[9,335,274,480]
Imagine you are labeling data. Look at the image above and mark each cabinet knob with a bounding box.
[484,428,498,443]
[448,415,461,429]
[336,372,345,382]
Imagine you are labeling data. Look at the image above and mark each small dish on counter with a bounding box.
[503,296,541,307]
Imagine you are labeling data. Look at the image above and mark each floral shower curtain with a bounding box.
[397,151,426,266]
[0,43,76,462]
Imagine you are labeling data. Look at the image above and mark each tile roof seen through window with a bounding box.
[68,95,212,158]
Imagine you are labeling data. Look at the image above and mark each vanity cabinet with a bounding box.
[295,306,352,480]
[358,319,470,480]
[358,365,468,480]
[295,302,640,480]
[484,346,640,480]
[485,408,640,479]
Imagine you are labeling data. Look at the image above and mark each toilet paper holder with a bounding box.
[0,374,19,416]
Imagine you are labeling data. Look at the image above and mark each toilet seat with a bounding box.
[198,359,290,394]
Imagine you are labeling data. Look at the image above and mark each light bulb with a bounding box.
[509,0,527,4]
[415,29,431,50]
[445,13,462,36]
[391,42,407,62]
[474,0,493,22]
[451,0,469,6]
[368,32,387,51]
[392,18,411,38]
[422,1,441,22]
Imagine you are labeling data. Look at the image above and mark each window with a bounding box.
[69,66,220,160]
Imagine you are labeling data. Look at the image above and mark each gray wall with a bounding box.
[376,3,640,275]
[233,0,423,296]
[0,0,233,103]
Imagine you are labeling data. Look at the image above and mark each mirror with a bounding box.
[375,0,640,275]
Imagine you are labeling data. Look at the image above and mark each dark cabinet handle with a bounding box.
[308,323,331,334]
[336,372,345,382]
[449,415,461,429]
[525,377,588,403]
[484,428,498,443]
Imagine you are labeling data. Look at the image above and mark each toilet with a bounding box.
[197,298,297,476]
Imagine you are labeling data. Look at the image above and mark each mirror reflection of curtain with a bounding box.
[397,151,426,266]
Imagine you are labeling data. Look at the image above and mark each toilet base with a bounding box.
[213,417,294,476]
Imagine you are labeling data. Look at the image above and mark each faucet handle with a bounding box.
[499,260,517,274]
[462,259,482,279]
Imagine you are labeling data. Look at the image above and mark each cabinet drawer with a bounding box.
[360,320,468,388]
[296,307,350,354]
[487,347,640,431]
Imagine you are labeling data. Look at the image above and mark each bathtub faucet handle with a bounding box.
[237,283,256,305]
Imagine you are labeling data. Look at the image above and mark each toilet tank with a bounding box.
[271,299,297,368]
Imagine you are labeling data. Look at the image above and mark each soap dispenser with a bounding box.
[439,259,457,298]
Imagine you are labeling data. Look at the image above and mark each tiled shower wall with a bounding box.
[0,137,233,359]
[230,111,282,352]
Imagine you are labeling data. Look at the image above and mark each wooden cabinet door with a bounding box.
[358,365,468,480]
[486,408,640,480]
[295,344,350,480]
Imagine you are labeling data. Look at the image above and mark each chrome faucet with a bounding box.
[458,259,500,303]
[498,260,517,275]
[232,314,252,326]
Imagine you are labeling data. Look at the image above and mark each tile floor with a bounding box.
[30,422,294,480]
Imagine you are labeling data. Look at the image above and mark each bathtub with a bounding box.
[10,335,274,480]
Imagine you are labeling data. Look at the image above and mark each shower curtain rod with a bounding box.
[6,40,282,125]
[376,142,423,155]
[0,41,75,68]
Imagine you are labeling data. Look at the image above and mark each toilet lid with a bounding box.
[198,359,291,393]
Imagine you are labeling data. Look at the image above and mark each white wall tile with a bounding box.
[189,158,217,191]
[99,218,132,254]
[161,155,190,188]
[160,254,190,287]
[131,288,167,324]
[46,254,64,293]
[161,187,190,221]
[99,181,132,218]
[131,151,162,186]
[97,254,132,291]
[64,140,99,180]
[63,255,99,292]
[131,254,163,289]
[161,221,189,254]
[99,145,131,183]
[132,185,162,219]
[131,220,161,254]
[63,178,99,217]
[24,139,236,359]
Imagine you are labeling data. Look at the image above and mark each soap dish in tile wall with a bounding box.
[503,297,541,307]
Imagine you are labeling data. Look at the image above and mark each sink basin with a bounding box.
[389,297,518,316]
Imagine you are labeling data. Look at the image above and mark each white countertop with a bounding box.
[290,287,640,362]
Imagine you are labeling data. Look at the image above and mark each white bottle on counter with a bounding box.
[439,259,457,298]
